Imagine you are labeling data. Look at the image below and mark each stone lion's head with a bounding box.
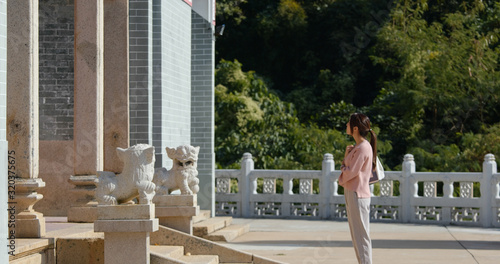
[117,144,156,181]
[166,145,200,173]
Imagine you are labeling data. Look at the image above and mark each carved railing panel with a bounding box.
[263,178,276,194]
[460,182,473,198]
[424,182,437,197]
[216,201,238,216]
[291,203,319,217]
[452,207,480,223]
[255,202,281,216]
[379,180,393,197]
[333,204,347,218]
[415,206,441,221]
[299,179,313,194]
[216,178,231,194]
[371,205,399,220]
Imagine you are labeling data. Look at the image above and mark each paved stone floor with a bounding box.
[222,218,500,264]
[40,217,500,264]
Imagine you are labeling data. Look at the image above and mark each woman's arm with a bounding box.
[340,148,369,184]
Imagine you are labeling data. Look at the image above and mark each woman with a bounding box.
[338,113,377,264]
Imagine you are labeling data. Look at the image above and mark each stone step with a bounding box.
[193,217,232,237]
[150,246,219,264]
[177,254,219,264]
[56,234,104,263]
[203,224,250,242]
[192,210,211,223]
[150,245,184,259]
[151,225,257,264]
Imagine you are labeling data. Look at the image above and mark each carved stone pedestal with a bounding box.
[94,204,158,264]
[154,195,199,235]
[13,178,46,238]
[67,175,98,223]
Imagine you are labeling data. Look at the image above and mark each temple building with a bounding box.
[0,0,216,251]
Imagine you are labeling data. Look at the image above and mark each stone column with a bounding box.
[74,0,103,174]
[7,0,46,238]
[104,0,129,173]
[69,0,104,222]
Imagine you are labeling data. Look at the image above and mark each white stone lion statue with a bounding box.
[153,145,200,195]
[95,144,156,205]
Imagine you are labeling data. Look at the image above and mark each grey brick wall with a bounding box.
[152,0,192,168]
[38,0,75,141]
[130,0,153,146]
[0,0,6,141]
[152,0,163,166]
[191,11,215,212]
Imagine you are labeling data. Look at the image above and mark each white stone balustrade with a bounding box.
[215,153,500,228]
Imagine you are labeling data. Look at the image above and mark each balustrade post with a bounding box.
[402,154,416,223]
[321,154,334,219]
[442,177,453,223]
[281,175,291,217]
[241,153,254,217]
[481,154,496,227]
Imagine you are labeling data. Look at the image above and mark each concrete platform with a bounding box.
[221,218,500,264]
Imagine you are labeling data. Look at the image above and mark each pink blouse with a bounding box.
[338,140,373,198]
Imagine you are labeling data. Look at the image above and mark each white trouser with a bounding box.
[345,189,372,264]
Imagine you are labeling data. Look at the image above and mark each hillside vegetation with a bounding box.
[215,0,500,171]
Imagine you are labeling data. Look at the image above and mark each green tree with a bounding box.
[369,0,500,168]
[216,0,390,115]
[215,60,354,170]
[216,0,247,25]
[215,0,500,173]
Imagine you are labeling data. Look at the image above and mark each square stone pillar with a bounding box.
[94,204,159,264]
[69,0,104,223]
[7,0,46,238]
[154,195,199,235]
[104,0,129,173]
[191,11,216,216]
[74,0,104,174]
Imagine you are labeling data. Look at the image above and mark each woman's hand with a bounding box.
[345,145,354,157]
[341,145,355,170]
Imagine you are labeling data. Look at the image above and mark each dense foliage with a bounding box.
[215,60,353,169]
[215,0,500,172]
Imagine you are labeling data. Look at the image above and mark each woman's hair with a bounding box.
[349,113,377,168]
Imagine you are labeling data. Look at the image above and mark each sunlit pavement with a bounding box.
[40,216,500,264]
[221,218,500,264]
